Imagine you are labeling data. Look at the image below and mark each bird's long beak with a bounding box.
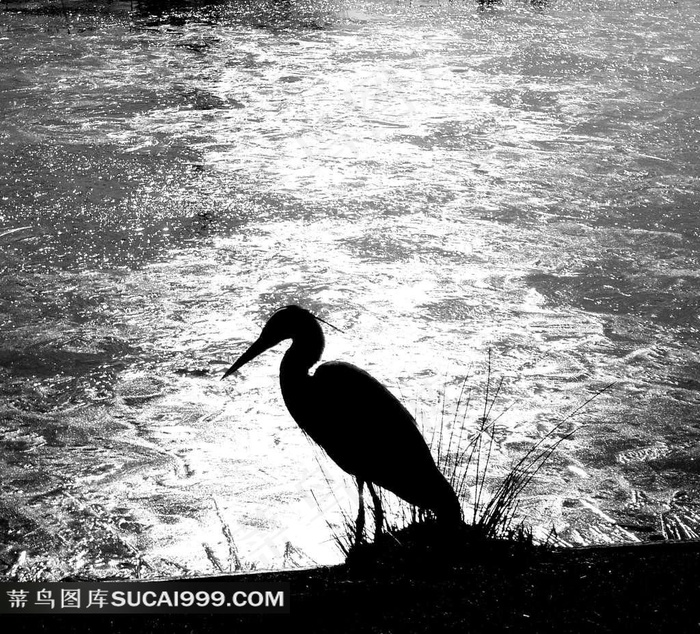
[221,336,272,380]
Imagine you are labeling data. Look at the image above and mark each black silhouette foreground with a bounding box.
[223,305,462,544]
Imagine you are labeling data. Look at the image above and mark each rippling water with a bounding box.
[1,0,699,577]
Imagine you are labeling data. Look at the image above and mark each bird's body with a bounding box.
[223,305,462,540]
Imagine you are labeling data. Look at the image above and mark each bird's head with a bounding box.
[222,305,328,379]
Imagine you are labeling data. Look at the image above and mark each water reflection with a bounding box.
[1,0,700,578]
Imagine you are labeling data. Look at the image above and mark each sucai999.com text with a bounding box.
[0,582,290,614]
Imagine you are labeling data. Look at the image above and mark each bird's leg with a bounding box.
[355,478,365,548]
[367,482,384,542]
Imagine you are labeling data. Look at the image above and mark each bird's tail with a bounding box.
[431,477,463,525]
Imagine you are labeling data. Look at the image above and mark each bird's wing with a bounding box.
[301,361,445,502]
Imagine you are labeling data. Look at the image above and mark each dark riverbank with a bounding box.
[7,537,700,633]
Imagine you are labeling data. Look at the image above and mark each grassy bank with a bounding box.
[6,531,700,633]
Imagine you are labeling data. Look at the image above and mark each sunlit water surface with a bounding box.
[1,0,699,577]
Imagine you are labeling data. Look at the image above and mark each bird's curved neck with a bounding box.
[278,321,325,425]
[280,328,324,379]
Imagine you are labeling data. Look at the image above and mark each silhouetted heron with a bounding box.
[223,305,462,544]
